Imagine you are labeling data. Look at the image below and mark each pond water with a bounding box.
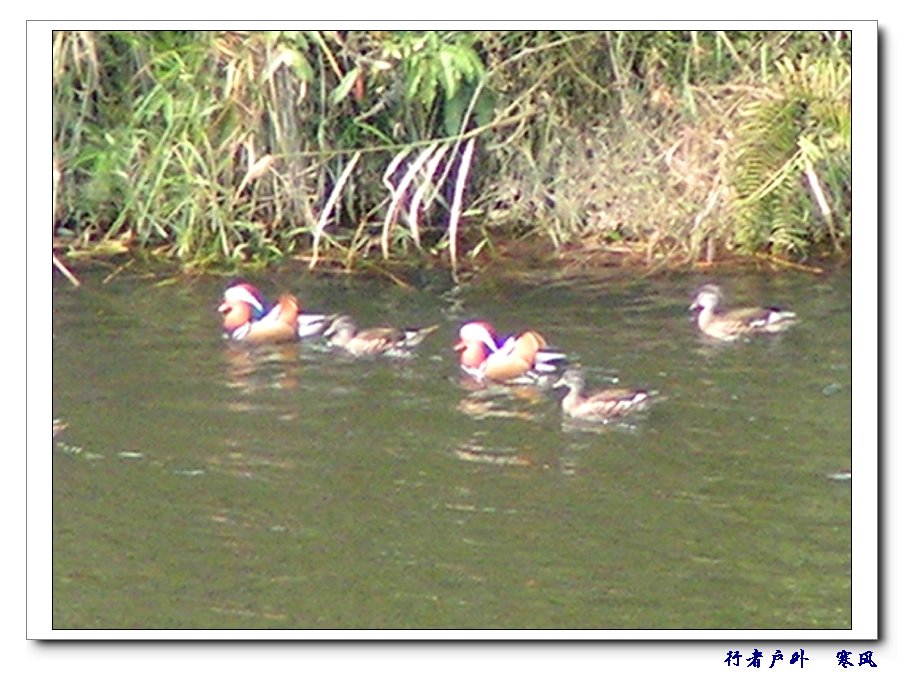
[51,262,852,631]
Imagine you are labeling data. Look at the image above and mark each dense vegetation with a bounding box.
[52,30,852,276]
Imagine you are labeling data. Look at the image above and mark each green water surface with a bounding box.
[51,265,852,630]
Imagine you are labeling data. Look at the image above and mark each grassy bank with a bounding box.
[53,30,852,278]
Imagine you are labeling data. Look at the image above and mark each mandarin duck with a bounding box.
[454,320,567,384]
[553,369,650,421]
[689,284,798,341]
[218,280,330,342]
[219,293,308,344]
[322,314,439,357]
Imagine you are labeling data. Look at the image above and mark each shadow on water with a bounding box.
[52,264,852,630]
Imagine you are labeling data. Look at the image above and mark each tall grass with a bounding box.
[52,30,852,273]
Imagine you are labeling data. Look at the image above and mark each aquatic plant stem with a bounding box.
[448,137,476,282]
[53,254,81,287]
[310,151,361,270]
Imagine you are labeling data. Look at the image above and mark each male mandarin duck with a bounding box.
[553,369,650,421]
[219,293,304,344]
[322,314,439,357]
[689,284,798,341]
[454,320,567,384]
[218,280,329,343]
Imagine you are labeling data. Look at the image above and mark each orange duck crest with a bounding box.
[273,294,300,322]
[506,330,548,362]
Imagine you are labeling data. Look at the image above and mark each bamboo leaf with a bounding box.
[263,47,313,83]
[331,67,361,105]
[234,154,274,199]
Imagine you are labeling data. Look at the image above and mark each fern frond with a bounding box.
[728,52,850,257]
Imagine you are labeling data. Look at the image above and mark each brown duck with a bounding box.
[553,369,650,421]
[689,284,797,341]
[322,315,438,356]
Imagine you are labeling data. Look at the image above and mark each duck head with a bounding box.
[221,280,269,321]
[689,284,723,314]
[454,321,499,368]
[322,315,358,347]
[553,368,586,393]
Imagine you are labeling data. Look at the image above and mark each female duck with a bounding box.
[454,321,566,384]
[553,369,650,421]
[322,315,438,357]
[689,284,797,341]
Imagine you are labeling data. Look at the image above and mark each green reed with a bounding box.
[53,30,852,273]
